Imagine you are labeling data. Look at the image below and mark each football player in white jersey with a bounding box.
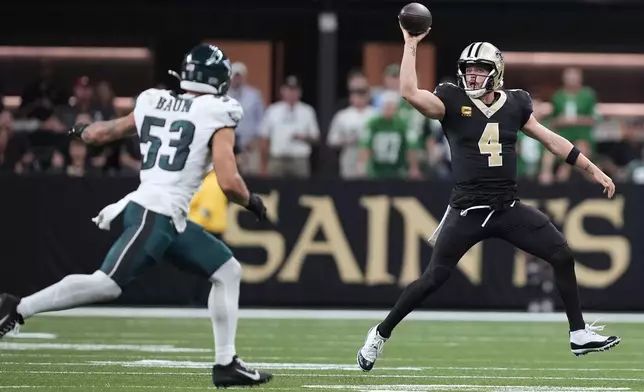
[0,44,272,388]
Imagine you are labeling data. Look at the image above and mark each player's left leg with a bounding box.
[496,202,620,356]
[165,221,272,388]
[0,271,121,338]
[357,206,492,371]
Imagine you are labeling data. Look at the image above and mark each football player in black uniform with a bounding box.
[357,25,620,371]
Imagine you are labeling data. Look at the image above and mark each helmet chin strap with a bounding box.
[168,70,182,82]
[179,80,220,95]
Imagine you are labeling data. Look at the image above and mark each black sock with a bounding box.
[548,250,585,331]
[378,265,452,338]
[378,279,426,338]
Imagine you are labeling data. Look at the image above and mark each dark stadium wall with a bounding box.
[2,1,644,107]
[0,176,641,311]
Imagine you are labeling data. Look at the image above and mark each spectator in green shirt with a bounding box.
[541,68,598,183]
[358,91,422,179]
[517,97,549,179]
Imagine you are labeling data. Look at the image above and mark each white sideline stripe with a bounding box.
[38,307,644,323]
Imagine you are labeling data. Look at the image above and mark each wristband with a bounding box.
[565,146,581,165]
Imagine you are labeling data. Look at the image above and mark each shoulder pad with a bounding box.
[433,82,464,110]
[506,88,530,96]
[201,95,244,128]
[511,89,532,106]
[135,88,161,106]
[202,94,241,108]
[433,82,459,94]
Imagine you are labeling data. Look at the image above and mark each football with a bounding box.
[398,3,432,36]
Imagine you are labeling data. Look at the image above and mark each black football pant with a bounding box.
[377,201,585,337]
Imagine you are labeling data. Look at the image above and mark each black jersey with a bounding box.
[434,82,533,209]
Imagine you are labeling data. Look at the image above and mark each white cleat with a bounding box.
[570,320,621,356]
[356,325,388,371]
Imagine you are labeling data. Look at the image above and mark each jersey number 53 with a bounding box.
[140,116,196,171]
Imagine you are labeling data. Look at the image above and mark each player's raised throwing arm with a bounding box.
[522,114,615,198]
[399,23,445,120]
[70,112,137,144]
[211,128,267,220]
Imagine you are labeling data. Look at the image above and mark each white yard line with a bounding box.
[0,388,302,391]
[3,353,643,367]
[0,362,643,373]
[0,342,209,353]
[3,361,644,373]
[302,386,636,392]
[4,332,57,339]
[2,369,642,382]
[0,387,221,390]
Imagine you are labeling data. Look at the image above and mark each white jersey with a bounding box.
[92,88,243,233]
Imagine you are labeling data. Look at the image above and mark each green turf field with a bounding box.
[0,311,642,391]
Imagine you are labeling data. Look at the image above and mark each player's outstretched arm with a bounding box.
[522,115,615,198]
[211,128,267,221]
[212,128,251,205]
[70,112,137,145]
[399,23,445,120]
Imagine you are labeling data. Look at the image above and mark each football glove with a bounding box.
[245,193,267,222]
[69,123,89,139]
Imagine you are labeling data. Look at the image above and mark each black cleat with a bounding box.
[356,325,387,372]
[571,335,621,356]
[0,294,24,339]
[212,356,272,388]
[570,322,621,357]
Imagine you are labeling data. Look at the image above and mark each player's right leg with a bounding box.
[166,222,272,388]
[357,206,490,371]
[0,202,171,339]
[497,202,620,356]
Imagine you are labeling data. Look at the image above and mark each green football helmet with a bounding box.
[175,44,232,95]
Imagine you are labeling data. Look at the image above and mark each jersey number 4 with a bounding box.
[478,123,503,167]
[140,116,196,171]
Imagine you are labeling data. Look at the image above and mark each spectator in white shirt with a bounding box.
[327,84,376,179]
[228,62,265,175]
[335,69,372,111]
[259,76,319,178]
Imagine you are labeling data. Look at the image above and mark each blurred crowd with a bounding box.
[0,68,141,177]
[1,61,644,183]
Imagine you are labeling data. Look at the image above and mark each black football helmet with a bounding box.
[172,44,232,96]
